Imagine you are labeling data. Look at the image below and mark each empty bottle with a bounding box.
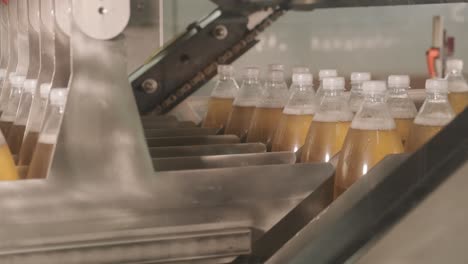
[225,67,262,140]
[348,72,372,113]
[301,77,353,163]
[406,79,455,152]
[18,83,51,166]
[335,81,404,198]
[0,75,26,136]
[202,65,239,130]
[7,79,37,158]
[246,70,289,149]
[272,72,316,152]
[315,69,338,99]
[445,59,468,114]
[27,88,68,179]
[0,130,19,180]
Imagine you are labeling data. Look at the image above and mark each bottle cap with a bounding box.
[292,66,310,74]
[292,72,313,85]
[388,75,410,88]
[268,64,285,72]
[323,77,345,90]
[319,69,338,81]
[244,66,259,79]
[269,70,285,82]
[49,88,68,106]
[446,59,463,72]
[218,64,234,76]
[23,79,38,93]
[351,72,371,83]
[362,81,387,94]
[9,74,26,87]
[426,78,448,93]
[40,83,52,99]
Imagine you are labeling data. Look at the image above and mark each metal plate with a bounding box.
[143,120,197,129]
[147,135,240,147]
[150,143,266,158]
[141,115,177,122]
[144,127,219,138]
[153,152,296,171]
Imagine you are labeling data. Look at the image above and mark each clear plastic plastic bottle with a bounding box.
[202,65,239,130]
[0,75,26,136]
[315,69,338,99]
[272,72,316,152]
[348,72,372,113]
[445,59,468,114]
[289,66,310,93]
[0,69,7,115]
[18,83,51,166]
[27,88,68,179]
[406,79,455,152]
[7,79,37,158]
[246,70,289,150]
[0,130,19,180]
[301,77,353,163]
[335,81,404,198]
[225,67,262,140]
[386,75,417,146]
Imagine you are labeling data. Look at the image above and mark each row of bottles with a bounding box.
[203,61,466,198]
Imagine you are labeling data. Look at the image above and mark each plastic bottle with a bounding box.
[18,83,51,166]
[0,130,19,180]
[272,72,316,152]
[301,77,353,162]
[0,75,26,136]
[27,88,68,179]
[7,79,37,158]
[289,66,310,93]
[202,65,239,130]
[335,81,404,198]
[445,59,468,114]
[406,79,455,152]
[246,70,289,150]
[225,67,262,140]
[315,69,338,99]
[348,72,372,113]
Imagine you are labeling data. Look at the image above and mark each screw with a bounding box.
[213,25,228,40]
[142,79,159,94]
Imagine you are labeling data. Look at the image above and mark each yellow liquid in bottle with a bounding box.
[405,123,443,152]
[246,107,283,149]
[448,91,468,114]
[18,131,40,166]
[394,118,413,146]
[0,120,13,137]
[0,144,19,180]
[224,105,255,139]
[335,128,404,198]
[301,121,351,163]
[26,141,55,179]
[202,97,234,129]
[6,124,26,156]
[271,113,314,152]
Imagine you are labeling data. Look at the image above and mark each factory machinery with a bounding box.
[0,0,467,263]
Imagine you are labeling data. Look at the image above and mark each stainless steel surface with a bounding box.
[143,120,197,129]
[25,0,41,80]
[50,0,71,89]
[147,135,240,147]
[0,4,8,71]
[150,143,266,158]
[153,152,297,171]
[144,127,219,138]
[141,115,177,122]
[16,0,30,76]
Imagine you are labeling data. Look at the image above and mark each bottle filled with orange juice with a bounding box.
[7,79,37,158]
[202,65,239,130]
[225,67,262,140]
[315,69,338,99]
[0,75,26,136]
[272,72,316,152]
[406,79,455,152]
[445,59,468,114]
[0,130,19,180]
[18,83,51,166]
[246,69,289,150]
[386,75,417,146]
[348,72,372,113]
[335,81,404,198]
[301,77,353,163]
[27,88,68,179]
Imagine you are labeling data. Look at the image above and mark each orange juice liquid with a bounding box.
[224,105,255,140]
[448,91,468,115]
[405,123,443,152]
[246,107,283,150]
[271,113,314,152]
[0,144,19,180]
[202,97,234,130]
[18,131,40,166]
[0,120,13,137]
[394,118,413,146]
[6,124,26,157]
[26,141,55,179]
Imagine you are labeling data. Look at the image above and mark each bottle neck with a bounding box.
[363,93,386,104]
[292,82,314,92]
[388,86,409,97]
[243,77,259,85]
[350,81,364,92]
[447,69,463,77]
[426,91,448,102]
[219,74,234,81]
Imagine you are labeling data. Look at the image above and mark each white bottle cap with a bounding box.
[218,65,234,76]
[292,66,310,74]
[293,72,313,85]
[269,70,285,82]
[351,72,371,83]
[426,78,448,93]
[446,59,463,72]
[268,64,285,72]
[23,79,38,94]
[323,77,345,90]
[388,75,410,88]
[362,81,387,94]
[319,69,338,81]
[244,66,259,79]
[40,83,52,99]
[49,88,68,106]
[9,74,26,87]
